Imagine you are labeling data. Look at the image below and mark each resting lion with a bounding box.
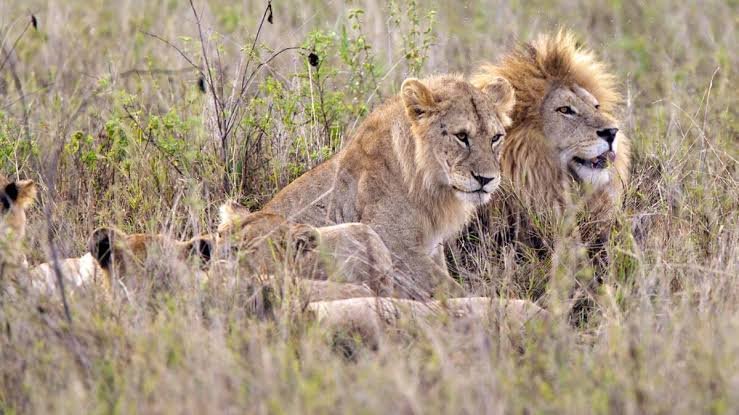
[456,31,630,296]
[86,227,214,292]
[260,75,515,299]
[307,296,548,354]
[218,202,394,296]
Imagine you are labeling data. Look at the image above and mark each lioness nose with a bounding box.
[472,172,494,187]
[597,128,618,144]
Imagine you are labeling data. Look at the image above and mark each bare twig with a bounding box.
[1,44,31,141]
[119,66,199,77]
[0,20,30,73]
[0,20,32,141]
[43,206,72,324]
[149,0,307,196]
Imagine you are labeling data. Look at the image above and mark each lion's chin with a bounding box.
[570,164,612,188]
[453,189,492,205]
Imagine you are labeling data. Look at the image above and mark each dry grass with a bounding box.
[0,0,737,413]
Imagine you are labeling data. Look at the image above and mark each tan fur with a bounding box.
[0,175,37,243]
[307,296,548,351]
[1,174,37,268]
[470,30,630,262]
[260,75,515,299]
[29,253,105,295]
[218,203,394,295]
[87,227,213,291]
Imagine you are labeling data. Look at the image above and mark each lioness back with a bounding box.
[262,75,515,299]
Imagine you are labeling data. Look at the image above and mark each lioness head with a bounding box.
[88,227,214,286]
[400,75,515,205]
[0,175,37,242]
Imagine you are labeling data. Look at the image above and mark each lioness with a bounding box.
[457,32,629,286]
[1,175,37,267]
[218,202,394,295]
[261,75,515,299]
[87,227,214,292]
[308,296,548,354]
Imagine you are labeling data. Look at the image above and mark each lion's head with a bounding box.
[400,74,515,206]
[218,202,393,294]
[473,30,629,204]
[88,226,214,287]
[1,175,36,244]
[218,202,320,275]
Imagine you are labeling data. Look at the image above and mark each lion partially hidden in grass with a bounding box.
[455,31,630,300]
[217,201,394,296]
[261,74,515,299]
[1,175,37,268]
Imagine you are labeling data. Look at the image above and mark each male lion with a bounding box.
[261,75,515,299]
[458,31,630,299]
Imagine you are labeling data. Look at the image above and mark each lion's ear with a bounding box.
[88,227,119,269]
[401,78,437,121]
[483,77,516,126]
[186,236,213,265]
[4,180,37,208]
[288,224,320,255]
[218,201,250,233]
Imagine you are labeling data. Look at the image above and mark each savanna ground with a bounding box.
[0,0,737,413]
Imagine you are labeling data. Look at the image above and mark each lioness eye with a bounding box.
[454,132,469,146]
[556,106,576,115]
[491,133,504,146]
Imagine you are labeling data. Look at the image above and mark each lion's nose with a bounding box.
[471,172,494,187]
[597,128,618,144]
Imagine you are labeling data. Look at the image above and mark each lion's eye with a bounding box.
[491,133,504,146]
[556,106,576,115]
[454,132,469,147]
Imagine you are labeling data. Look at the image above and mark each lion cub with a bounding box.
[262,75,515,299]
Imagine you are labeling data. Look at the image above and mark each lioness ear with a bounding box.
[89,227,117,269]
[482,77,516,126]
[218,201,250,233]
[187,236,213,265]
[288,224,320,255]
[401,78,437,121]
[3,180,36,208]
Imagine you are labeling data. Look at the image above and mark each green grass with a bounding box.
[1,0,737,413]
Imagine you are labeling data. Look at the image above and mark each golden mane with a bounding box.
[466,30,630,264]
[472,30,620,127]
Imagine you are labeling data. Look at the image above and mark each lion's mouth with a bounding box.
[572,150,616,170]
[453,186,487,194]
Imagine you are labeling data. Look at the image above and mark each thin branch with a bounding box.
[240,1,272,95]
[1,44,31,141]
[43,206,72,324]
[119,66,199,77]
[223,46,308,140]
[0,20,30,73]
[140,31,205,78]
